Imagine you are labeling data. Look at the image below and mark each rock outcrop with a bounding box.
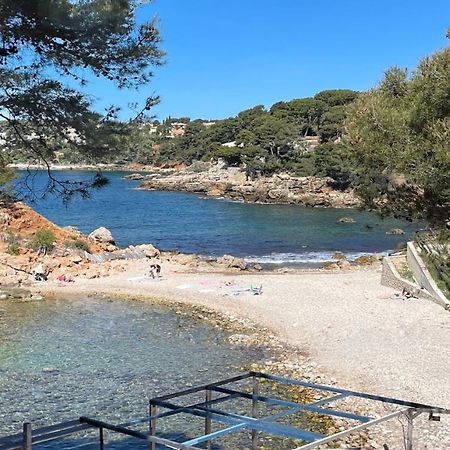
[88,227,115,245]
[217,254,247,270]
[137,166,359,208]
[0,202,100,254]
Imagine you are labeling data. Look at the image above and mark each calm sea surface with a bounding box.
[0,297,272,448]
[18,170,415,265]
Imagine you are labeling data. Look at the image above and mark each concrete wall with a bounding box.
[381,256,437,303]
[406,242,450,309]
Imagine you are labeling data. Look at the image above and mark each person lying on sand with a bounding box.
[57,274,74,283]
[392,288,418,300]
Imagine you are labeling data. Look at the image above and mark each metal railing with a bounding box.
[1,372,449,449]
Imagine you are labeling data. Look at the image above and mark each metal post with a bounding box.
[405,410,414,450]
[149,402,158,450]
[205,389,212,450]
[251,376,259,450]
[99,426,104,450]
[23,422,32,450]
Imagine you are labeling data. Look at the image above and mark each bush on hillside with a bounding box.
[30,229,55,252]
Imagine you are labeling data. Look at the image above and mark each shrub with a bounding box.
[64,239,91,253]
[4,233,21,255]
[6,243,20,255]
[30,229,55,252]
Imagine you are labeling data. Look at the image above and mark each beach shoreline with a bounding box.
[31,260,450,401]
[0,201,447,447]
[6,258,450,448]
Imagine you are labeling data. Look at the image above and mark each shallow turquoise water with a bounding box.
[17,170,416,265]
[0,297,271,448]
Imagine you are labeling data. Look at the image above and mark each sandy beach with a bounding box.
[32,259,450,448]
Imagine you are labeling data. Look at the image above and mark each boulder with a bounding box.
[332,252,347,260]
[88,227,115,245]
[172,253,199,266]
[354,255,378,266]
[322,262,340,270]
[0,211,11,225]
[217,254,247,270]
[338,259,352,270]
[63,225,81,234]
[137,243,160,258]
[70,254,83,264]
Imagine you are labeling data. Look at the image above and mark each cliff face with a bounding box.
[137,167,359,208]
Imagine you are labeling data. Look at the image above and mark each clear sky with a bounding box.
[85,0,450,121]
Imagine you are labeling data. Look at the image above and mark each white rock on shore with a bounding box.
[137,166,359,208]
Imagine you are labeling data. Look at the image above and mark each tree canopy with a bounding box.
[146,89,358,176]
[343,37,450,225]
[0,0,164,199]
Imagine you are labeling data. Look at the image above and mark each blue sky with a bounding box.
[86,0,450,121]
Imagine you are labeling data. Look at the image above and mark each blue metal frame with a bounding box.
[2,371,449,449]
[146,371,450,449]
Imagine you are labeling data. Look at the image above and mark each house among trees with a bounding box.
[168,122,187,138]
[300,135,321,152]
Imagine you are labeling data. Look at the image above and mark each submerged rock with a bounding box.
[123,173,146,180]
[0,287,43,302]
[386,228,405,235]
[338,217,355,223]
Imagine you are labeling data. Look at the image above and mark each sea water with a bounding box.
[16,170,415,265]
[0,297,272,448]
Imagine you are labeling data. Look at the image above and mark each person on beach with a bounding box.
[149,264,161,279]
[32,263,47,281]
[393,288,417,300]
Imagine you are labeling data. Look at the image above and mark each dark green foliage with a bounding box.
[314,142,355,189]
[0,0,164,199]
[65,239,91,253]
[147,89,358,178]
[344,38,450,225]
[30,229,55,252]
[6,243,20,255]
[5,233,21,255]
[212,144,263,166]
[314,90,359,107]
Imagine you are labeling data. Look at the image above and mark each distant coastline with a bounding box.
[9,163,132,172]
[10,162,359,208]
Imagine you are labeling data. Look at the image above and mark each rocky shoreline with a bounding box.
[2,203,449,448]
[132,165,359,208]
[10,162,358,208]
[0,201,383,297]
